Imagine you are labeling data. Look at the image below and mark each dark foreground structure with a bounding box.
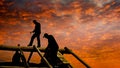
[0,45,90,68]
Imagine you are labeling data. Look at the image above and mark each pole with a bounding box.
[34,45,53,68]
[64,47,90,68]
[27,51,33,63]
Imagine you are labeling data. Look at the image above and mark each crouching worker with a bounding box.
[12,50,21,65]
[43,33,59,66]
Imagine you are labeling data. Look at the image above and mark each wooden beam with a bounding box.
[0,45,41,52]
[64,47,91,68]
[27,51,33,63]
[34,46,53,68]
[0,45,66,53]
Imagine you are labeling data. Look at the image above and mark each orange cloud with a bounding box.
[0,0,120,68]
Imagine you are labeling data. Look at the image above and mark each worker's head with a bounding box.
[43,33,49,38]
[33,20,37,24]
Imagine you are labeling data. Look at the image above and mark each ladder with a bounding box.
[57,51,73,68]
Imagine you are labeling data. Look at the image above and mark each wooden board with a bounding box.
[0,45,65,53]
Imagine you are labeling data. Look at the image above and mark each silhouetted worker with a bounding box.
[43,33,59,66]
[28,20,41,47]
[12,50,21,65]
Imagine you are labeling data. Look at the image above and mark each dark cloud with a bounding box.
[0,0,119,44]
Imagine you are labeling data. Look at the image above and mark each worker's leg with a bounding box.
[37,35,41,47]
[28,34,36,46]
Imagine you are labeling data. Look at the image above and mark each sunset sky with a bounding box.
[0,0,120,68]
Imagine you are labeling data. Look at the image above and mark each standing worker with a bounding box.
[28,20,41,47]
